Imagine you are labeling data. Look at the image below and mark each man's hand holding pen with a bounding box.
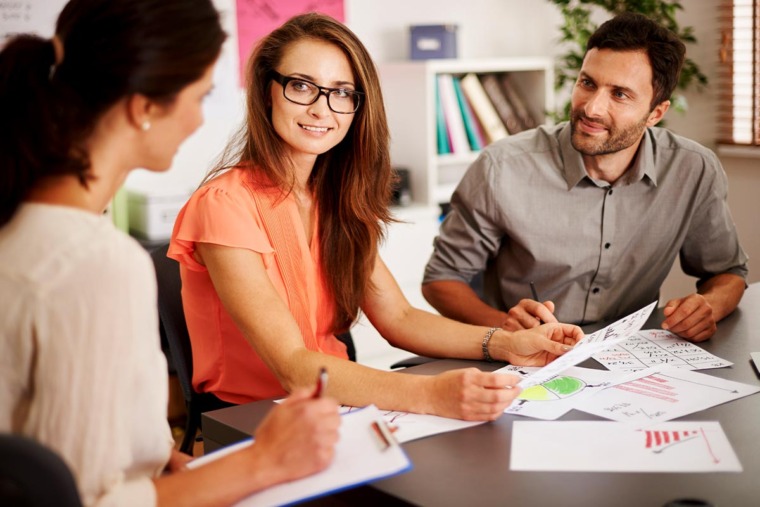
[500,282,559,331]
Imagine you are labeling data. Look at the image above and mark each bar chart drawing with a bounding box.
[641,427,720,463]
[511,421,739,471]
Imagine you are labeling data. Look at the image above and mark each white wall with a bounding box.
[346,0,563,61]
[126,0,758,298]
[654,0,719,146]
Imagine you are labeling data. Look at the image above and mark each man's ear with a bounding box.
[126,94,155,131]
[646,100,670,127]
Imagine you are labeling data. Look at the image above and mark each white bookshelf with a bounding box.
[379,57,555,206]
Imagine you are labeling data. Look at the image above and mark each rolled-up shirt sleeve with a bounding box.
[678,150,748,285]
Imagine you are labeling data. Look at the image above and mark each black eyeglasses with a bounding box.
[270,71,363,114]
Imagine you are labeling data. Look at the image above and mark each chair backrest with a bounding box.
[0,434,83,507]
[151,243,238,455]
[149,243,195,407]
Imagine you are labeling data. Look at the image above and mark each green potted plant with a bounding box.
[548,0,708,122]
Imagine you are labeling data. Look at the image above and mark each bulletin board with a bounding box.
[0,0,65,45]
[235,0,345,85]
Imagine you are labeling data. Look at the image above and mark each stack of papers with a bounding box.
[574,367,759,422]
[592,329,733,372]
[515,302,657,389]
[497,303,760,473]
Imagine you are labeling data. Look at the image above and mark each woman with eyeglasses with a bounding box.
[169,13,583,420]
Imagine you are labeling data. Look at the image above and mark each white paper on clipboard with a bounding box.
[188,405,411,506]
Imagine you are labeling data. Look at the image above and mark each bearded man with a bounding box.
[422,12,747,343]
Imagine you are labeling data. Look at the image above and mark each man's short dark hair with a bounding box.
[586,12,686,109]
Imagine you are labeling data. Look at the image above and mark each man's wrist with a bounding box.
[494,312,510,329]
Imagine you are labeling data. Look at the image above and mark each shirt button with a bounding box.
[592,287,600,294]
[608,189,614,195]
[604,242,611,249]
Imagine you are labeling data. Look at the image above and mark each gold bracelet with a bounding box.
[481,327,499,362]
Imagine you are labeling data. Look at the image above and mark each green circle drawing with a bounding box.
[519,376,586,401]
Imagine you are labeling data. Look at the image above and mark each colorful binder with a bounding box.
[459,73,509,144]
[452,75,484,151]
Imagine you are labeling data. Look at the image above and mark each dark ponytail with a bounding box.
[0,36,74,226]
[0,0,226,227]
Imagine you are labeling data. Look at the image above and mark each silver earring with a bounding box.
[141,121,151,131]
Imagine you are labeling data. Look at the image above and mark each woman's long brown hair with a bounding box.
[205,13,394,333]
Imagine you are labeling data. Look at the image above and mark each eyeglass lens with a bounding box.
[283,79,359,113]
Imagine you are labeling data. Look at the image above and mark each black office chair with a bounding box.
[337,330,356,362]
[150,243,235,455]
[0,434,83,507]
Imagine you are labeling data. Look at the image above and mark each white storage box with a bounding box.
[127,189,191,240]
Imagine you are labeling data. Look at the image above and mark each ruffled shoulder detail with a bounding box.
[168,169,274,271]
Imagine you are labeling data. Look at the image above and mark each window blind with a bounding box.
[717,0,760,145]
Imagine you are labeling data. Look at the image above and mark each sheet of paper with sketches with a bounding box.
[340,405,483,443]
[517,302,657,389]
[511,420,742,472]
[592,329,733,372]
[188,405,411,506]
[574,367,760,423]
[495,365,650,420]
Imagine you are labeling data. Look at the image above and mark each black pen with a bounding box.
[530,281,540,302]
[313,367,328,398]
[530,281,544,325]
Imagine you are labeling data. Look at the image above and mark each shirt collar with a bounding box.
[628,128,659,187]
[559,123,587,189]
[559,123,659,189]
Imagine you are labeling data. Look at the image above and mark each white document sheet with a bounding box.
[188,405,411,506]
[495,366,651,420]
[574,367,760,422]
[341,405,483,443]
[511,420,742,472]
[592,329,733,372]
[518,302,657,388]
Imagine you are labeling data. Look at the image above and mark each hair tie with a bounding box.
[49,35,64,79]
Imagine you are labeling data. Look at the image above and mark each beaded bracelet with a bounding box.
[481,327,499,362]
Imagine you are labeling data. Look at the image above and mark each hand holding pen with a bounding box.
[500,281,558,331]
[313,367,328,398]
[251,367,340,482]
[529,282,548,326]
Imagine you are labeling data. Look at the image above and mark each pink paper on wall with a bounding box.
[235,0,345,86]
